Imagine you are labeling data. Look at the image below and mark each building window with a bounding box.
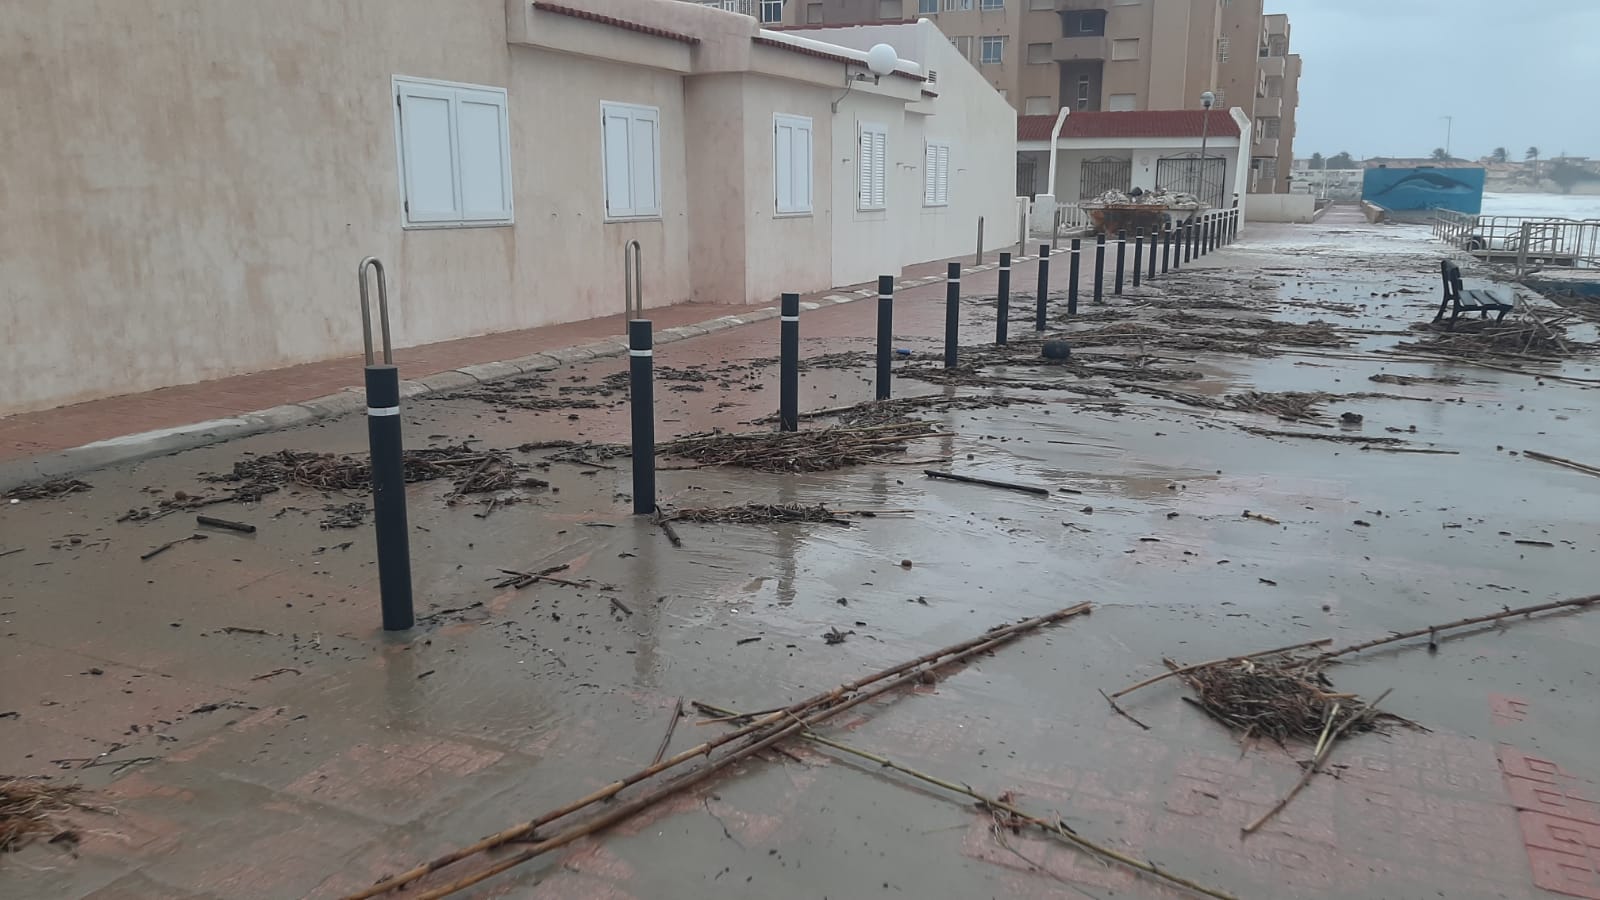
[1213,88,1226,106]
[774,114,813,215]
[880,0,902,17]
[1026,42,1051,64]
[393,77,513,227]
[1078,15,1096,32]
[1111,38,1139,60]
[1261,116,1281,139]
[981,0,1004,8]
[980,35,1005,64]
[1022,96,1053,115]
[1076,73,1092,109]
[924,141,951,206]
[760,0,783,22]
[951,35,973,59]
[942,0,973,10]
[858,122,888,211]
[1107,92,1136,111]
[919,0,937,12]
[1266,76,1283,98]
[600,101,662,219]
[1028,0,1051,8]
[806,2,822,21]
[1216,36,1228,61]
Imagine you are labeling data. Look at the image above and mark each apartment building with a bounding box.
[716,0,1298,191]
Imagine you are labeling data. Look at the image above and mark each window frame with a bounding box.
[857,121,889,212]
[1107,92,1137,111]
[392,75,514,229]
[773,113,814,216]
[599,101,664,221]
[918,0,937,13]
[980,35,1005,65]
[923,140,951,207]
[980,0,1004,9]
[1026,41,1052,64]
[1217,36,1229,61]
[760,0,784,22]
[1076,73,1092,110]
[1111,38,1140,60]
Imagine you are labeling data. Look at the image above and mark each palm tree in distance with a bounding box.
[1490,147,1508,163]
[1430,147,1450,161]
[1526,146,1541,181]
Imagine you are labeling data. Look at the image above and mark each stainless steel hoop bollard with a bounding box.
[358,257,414,632]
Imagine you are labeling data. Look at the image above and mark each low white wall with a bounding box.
[1245,193,1317,223]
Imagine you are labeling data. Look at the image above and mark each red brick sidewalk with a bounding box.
[0,250,1045,468]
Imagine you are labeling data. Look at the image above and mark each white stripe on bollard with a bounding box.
[780,315,800,323]
[629,349,653,357]
[367,406,400,417]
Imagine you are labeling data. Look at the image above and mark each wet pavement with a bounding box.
[4,209,1600,899]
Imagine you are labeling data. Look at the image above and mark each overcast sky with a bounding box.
[1268,0,1599,161]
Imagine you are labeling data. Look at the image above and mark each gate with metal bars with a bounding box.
[1155,153,1226,207]
[1079,156,1131,199]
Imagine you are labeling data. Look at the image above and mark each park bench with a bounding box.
[1434,260,1513,330]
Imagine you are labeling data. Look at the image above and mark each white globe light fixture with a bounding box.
[865,43,898,82]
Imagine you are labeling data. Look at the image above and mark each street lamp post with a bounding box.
[1197,91,1215,206]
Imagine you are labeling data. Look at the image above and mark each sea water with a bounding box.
[1481,192,1600,220]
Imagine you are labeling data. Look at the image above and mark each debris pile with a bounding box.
[1085,188,1198,206]
[0,778,102,853]
[3,479,92,502]
[660,421,938,473]
[1395,316,1596,361]
[1169,653,1396,744]
[664,504,853,526]
[205,445,547,497]
[1225,390,1332,420]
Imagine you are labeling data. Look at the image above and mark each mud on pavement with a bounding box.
[3,214,1600,899]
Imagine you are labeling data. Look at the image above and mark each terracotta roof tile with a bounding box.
[1018,110,1240,141]
[532,2,700,45]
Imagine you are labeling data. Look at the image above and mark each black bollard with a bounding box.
[358,258,413,632]
[1201,216,1210,256]
[1173,222,1183,271]
[1114,229,1127,295]
[1132,228,1143,288]
[629,319,655,515]
[1148,224,1159,281]
[944,262,960,370]
[1161,222,1171,274]
[1210,213,1219,252]
[1067,238,1081,316]
[876,275,893,400]
[1092,232,1106,304]
[365,363,414,632]
[1034,243,1050,330]
[779,292,800,432]
[1184,218,1194,263]
[995,252,1011,345]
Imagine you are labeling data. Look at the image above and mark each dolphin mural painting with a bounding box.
[1362,166,1485,215]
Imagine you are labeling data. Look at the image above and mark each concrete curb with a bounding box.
[0,266,993,492]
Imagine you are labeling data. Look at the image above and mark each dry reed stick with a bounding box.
[1242,690,1391,835]
[651,698,682,766]
[1315,595,1600,662]
[343,603,1092,899]
[401,605,1093,899]
[694,703,1236,900]
[1522,450,1600,478]
[1109,638,1332,699]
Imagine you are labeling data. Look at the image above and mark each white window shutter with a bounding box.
[775,120,793,212]
[937,144,950,205]
[797,124,812,211]
[871,131,886,208]
[630,109,660,216]
[859,128,873,209]
[455,91,511,220]
[398,85,459,222]
[602,109,634,217]
[924,143,937,204]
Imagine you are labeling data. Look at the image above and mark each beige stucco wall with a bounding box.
[0,0,697,415]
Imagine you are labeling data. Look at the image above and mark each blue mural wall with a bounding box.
[1362,167,1485,214]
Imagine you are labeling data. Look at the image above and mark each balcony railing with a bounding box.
[686,0,784,24]
[1054,34,1109,62]
[1254,95,1282,118]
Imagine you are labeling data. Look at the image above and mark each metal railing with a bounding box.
[1433,211,1600,275]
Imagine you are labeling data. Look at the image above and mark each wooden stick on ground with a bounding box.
[694,703,1235,900]
[655,507,684,548]
[395,604,1095,900]
[1315,594,1600,662]
[1242,690,1391,835]
[1109,638,1333,699]
[1522,449,1600,478]
[923,470,1050,496]
[650,698,683,766]
[343,602,1092,900]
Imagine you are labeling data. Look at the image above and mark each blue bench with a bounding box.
[1434,260,1512,330]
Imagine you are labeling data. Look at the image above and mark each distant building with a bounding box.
[691,0,1301,193]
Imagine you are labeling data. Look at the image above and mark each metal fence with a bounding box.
[1079,157,1131,200]
[1433,211,1600,275]
[1155,155,1226,208]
